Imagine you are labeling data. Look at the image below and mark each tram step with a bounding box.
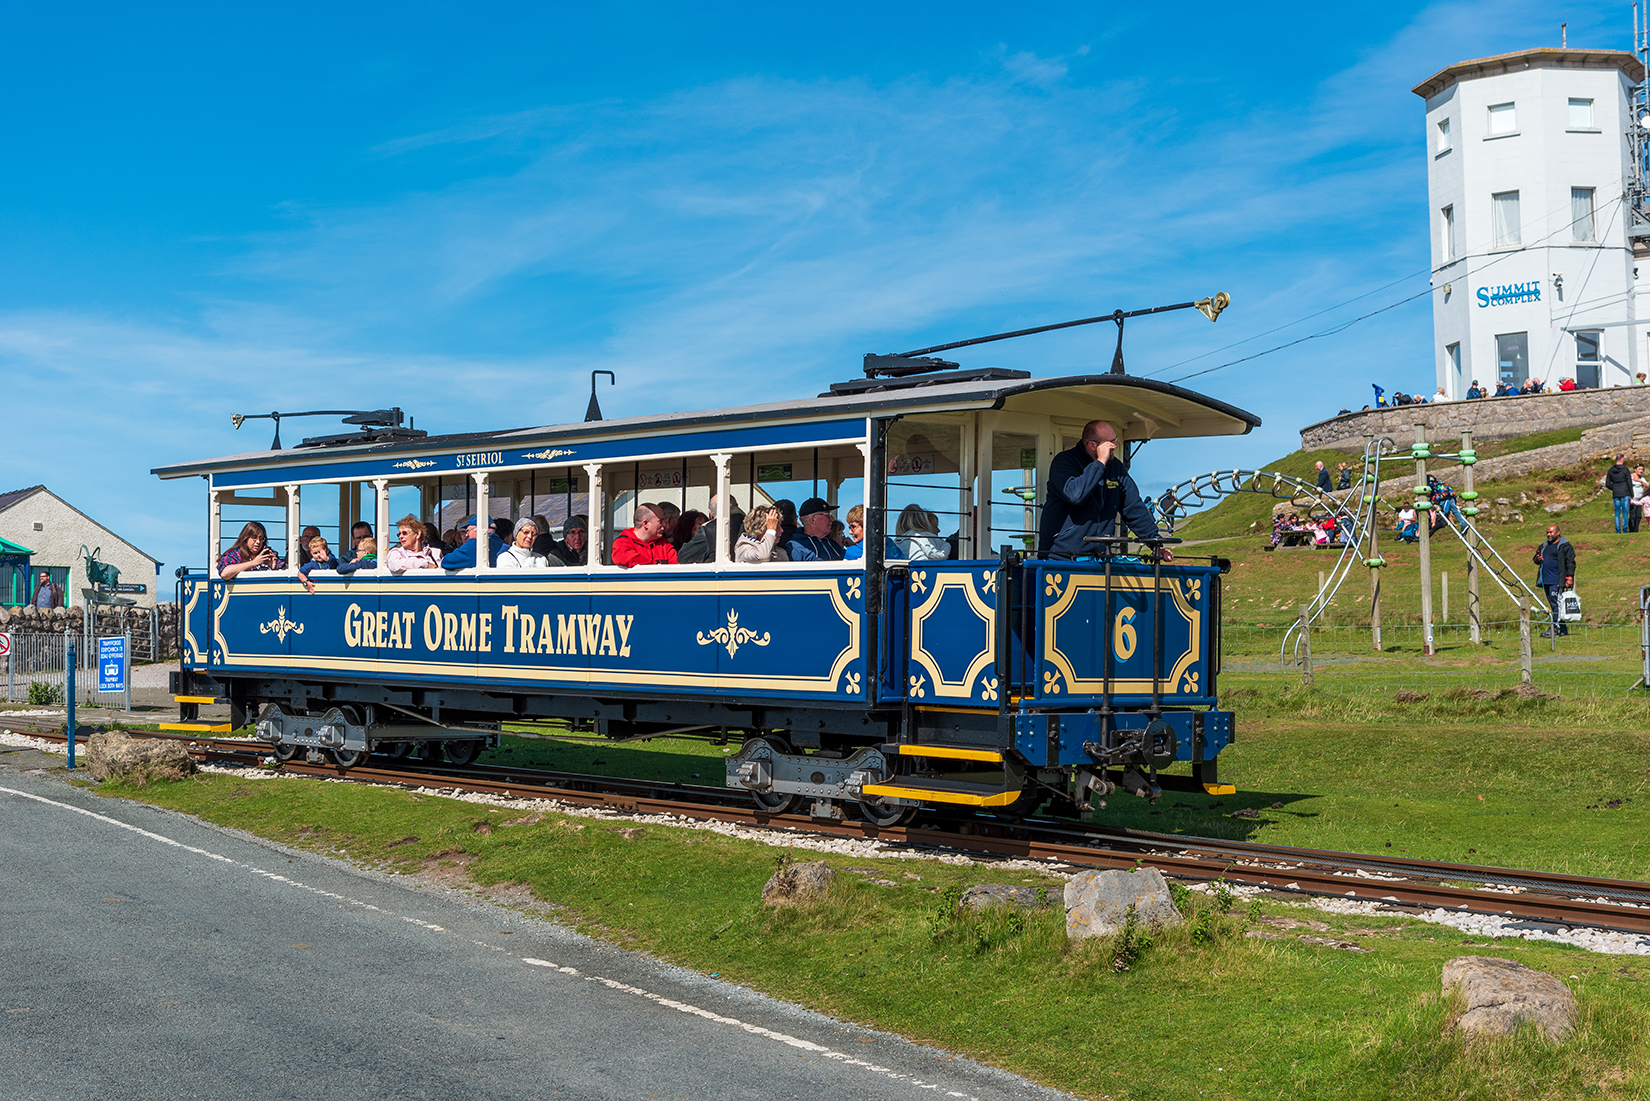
[173,695,225,705]
[157,722,234,734]
[894,744,1004,763]
[860,776,1021,808]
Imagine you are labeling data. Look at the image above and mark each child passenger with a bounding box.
[339,538,378,574]
[298,535,338,594]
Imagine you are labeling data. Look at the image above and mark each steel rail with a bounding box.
[11,726,1650,936]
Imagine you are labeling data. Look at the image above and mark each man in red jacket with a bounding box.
[612,503,679,567]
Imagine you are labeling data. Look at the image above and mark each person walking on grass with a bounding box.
[1606,454,1633,533]
[1533,523,1575,638]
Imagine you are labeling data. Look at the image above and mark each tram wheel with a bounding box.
[745,735,800,815]
[853,794,916,828]
[330,748,370,770]
[383,742,410,760]
[272,743,299,762]
[442,740,482,766]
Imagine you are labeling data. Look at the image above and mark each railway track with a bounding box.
[10,724,1650,938]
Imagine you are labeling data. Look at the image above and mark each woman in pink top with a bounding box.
[386,514,443,573]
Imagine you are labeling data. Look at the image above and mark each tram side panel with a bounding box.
[193,569,866,706]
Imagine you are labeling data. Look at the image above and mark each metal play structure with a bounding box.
[1155,427,1551,672]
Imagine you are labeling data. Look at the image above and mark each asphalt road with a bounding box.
[0,759,1073,1101]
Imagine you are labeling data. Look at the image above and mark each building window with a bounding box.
[1496,332,1529,388]
[1492,191,1521,247]
[1576,330,1602,388]
[1436,117,1452,153]
[1440,205,1456,261]
[1487,101,1517,135]
[1569,97,1595,128]
[1571,187,1596,241]
[1446,342,1462,394]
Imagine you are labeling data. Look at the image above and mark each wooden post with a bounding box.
[1318,570,1326,600]
[1462,428,1482,644]
[1442,571,1449,624]
[1415,425,1435,656]
[1299,603,1313,687]
[1519,599,1533,685]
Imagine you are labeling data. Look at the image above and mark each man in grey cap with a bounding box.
[783,497,845,562]
[547,514,589,566]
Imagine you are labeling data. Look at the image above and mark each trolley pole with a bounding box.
[1414,425,1436,656]
[1367,436,1383,652]
[1461,428,1482,644]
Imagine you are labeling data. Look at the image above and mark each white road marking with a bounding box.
[2,784,989,1100]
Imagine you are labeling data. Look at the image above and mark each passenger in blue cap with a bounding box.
[440,514,506,570]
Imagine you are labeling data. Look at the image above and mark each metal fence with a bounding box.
[1,631,133,708]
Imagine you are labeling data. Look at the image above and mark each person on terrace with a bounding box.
[387,513,443,573]
[612,503,678,567]
[217,521,285,578]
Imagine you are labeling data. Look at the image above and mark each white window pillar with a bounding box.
[711,453,732,566]
[208,487,222,577]
[473,472,492,570]
[285,484,301,573]
[374,479,390,562]
[857,439,872,565]
[584,464,605,569]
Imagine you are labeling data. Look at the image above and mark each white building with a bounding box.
[0,485,162,610]
[1414,47,1646,396]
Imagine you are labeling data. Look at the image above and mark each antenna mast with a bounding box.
[1630,4,1650,238]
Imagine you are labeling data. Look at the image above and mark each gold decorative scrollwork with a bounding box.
[695,609,771,659]
[259,606,305,643]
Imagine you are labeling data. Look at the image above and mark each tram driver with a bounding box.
[1036,419,1170,560]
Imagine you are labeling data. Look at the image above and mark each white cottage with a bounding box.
[0,485,162,610]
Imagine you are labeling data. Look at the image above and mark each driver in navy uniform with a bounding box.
[1036,419,1169,560]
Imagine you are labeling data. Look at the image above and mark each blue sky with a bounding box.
[0,2,1634,574]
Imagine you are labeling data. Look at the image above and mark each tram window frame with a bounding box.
[882,416,970,563]
[742,442,868,566]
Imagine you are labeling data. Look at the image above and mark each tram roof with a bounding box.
[152,372,1260,482]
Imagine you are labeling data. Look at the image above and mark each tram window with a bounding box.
[985,430,1040,554]
[746,444,866,555]
[884,419,964,561]
[516,468,588,538]
[434,479,474,543]
[219,486,291,562]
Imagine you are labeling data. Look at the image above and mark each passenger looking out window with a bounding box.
[613,503,678,567]
[387,514,443,573]
[342,521,374,565]
[295,525,323,565]
[298,535,339,594]
[895,504,949,561]
[339,538,377,573]
[678,498,741,564]
[784,498,845,562]
[551,515,589,566]
[843,504,865,560]
[218,521,285,579]
[735,506,788,563]
[498,519,562,568]
[441,516,505,570]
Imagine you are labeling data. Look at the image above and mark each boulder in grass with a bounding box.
[961,884,1045,911]
[85,731,197,785]
[1442,956,1576,1042]
[1063,867,1183,940]
[761,860,835,907]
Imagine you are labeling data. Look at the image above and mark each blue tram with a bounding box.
[154,359,1257,824]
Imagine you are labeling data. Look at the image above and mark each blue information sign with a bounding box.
[98,636,126,693]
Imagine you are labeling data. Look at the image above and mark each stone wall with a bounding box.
[1299,387,1650,453]
[1416,413,1650,484]
[0,602,181,661]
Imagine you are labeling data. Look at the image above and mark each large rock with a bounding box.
[961,884,1045,910]
[85,731,197,785]
[761,860,835,907]
[1063,867,1183,940]
[1441,956,1576,1042]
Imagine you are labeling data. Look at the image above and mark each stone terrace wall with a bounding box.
[1300,387,1650,453]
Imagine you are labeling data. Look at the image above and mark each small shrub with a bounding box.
[1110,904,1152,972]
[1211,878,1236,914]
[1169,881,1194,916]
[1189,908,1216,946]
[28,681,62,706]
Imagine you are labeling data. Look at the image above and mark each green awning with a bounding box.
[0,536,34,556]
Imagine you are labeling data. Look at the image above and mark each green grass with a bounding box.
[94,710,1650,1101]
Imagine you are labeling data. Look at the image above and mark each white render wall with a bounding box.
[1422,58,1640,396]
[0,490,160,609]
